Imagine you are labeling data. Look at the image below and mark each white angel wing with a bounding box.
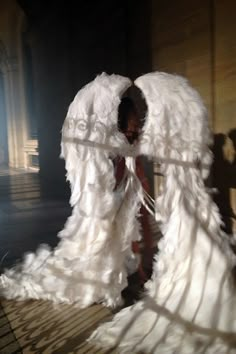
[135,72,212,176]
[0,73,141,309]
[90,72,236,353]
[61,72,132,206]
[135,72,213,224]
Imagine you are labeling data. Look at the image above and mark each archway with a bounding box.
[0,41,9,166]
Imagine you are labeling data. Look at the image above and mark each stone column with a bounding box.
[3,57,26,168]
[0,72,8,165]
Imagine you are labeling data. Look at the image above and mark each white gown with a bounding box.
[0,73,142,308]
[90,72,236,353]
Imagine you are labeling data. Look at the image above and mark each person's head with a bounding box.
[228,128,236,151]
[212,133,227,158]
[118,97,139,144]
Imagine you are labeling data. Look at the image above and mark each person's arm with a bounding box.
[113,157,126,189]
[136,157,150,193]
[135,157,154,269]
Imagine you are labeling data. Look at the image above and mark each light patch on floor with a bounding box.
[1,299,117,353]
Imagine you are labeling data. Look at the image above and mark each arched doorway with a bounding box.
[0,34,39,171]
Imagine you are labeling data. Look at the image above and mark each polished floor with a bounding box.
[1,298,114,354]
[0,168,71,272]
[0,168,116,353]
[0,168,159,353]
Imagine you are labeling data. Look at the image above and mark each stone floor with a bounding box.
[0,168,116,353]
[0,168,71,272]
[0,167,158,353]
[1,298,115,354]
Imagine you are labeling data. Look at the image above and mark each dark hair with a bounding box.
[118,97,137,133]
[228,128,236,142]
[212,133,226,158]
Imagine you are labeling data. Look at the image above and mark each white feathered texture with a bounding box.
[90,72,236,353]
[0,73,142,308]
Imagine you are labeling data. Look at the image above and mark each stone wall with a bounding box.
[151,0,236,133]
[151,0,236,232]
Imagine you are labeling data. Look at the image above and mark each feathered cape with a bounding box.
[90,72,236,353]
[0,73,142,308]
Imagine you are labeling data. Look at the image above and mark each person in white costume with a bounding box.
[0,73,143,308]
[90,72,236,353]
[1,70,236,354]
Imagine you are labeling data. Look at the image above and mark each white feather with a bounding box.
[0,73,142,308]
[90,72,236,353]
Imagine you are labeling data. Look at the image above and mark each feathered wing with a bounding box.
[0,73,141,308]
[90,72,236,353]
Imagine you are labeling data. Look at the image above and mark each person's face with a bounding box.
[125,112,139,144]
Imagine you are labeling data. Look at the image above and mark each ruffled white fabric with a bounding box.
[0,73,142,308]
[90,72,236,353]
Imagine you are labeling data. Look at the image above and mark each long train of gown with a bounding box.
[90,72,236,353]
[0,73,142,308]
